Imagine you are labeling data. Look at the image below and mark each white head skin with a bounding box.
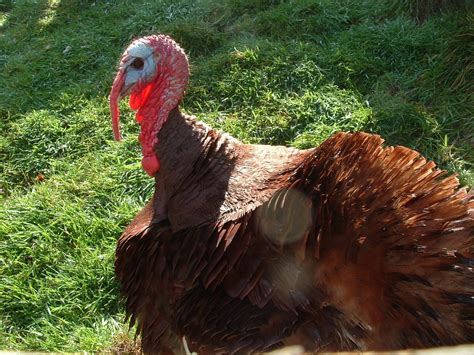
[118,39,157,98]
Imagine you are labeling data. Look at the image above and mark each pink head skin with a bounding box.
[109,35,189,176]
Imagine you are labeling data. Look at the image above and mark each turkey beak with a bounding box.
[109,67,128,142]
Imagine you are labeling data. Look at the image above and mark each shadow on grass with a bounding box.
[1,0,47,30]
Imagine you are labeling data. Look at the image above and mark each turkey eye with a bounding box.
[131,58,144,70]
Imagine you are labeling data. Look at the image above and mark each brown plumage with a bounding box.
[111,35,473,353]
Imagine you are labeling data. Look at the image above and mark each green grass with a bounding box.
[1,0,473,351]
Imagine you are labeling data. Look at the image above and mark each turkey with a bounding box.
[109,35,473,354]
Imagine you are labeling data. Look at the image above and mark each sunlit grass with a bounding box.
[0,0,473,351]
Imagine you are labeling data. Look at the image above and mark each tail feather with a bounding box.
[296,132,473,349]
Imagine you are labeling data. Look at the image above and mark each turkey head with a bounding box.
[110,35,189,176]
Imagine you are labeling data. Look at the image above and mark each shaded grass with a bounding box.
[433,12,474,94]
[388,0,472,23]
[1,0,473,351]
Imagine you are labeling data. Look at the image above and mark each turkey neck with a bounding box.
[151,107,242,231]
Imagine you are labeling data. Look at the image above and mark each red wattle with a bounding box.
[142,155,160,177]
[130,82,154,111]
[136,111,145,124]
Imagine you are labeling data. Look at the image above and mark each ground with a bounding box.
[0,0,472,351]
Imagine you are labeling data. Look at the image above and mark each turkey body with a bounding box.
[115,108,474,354]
